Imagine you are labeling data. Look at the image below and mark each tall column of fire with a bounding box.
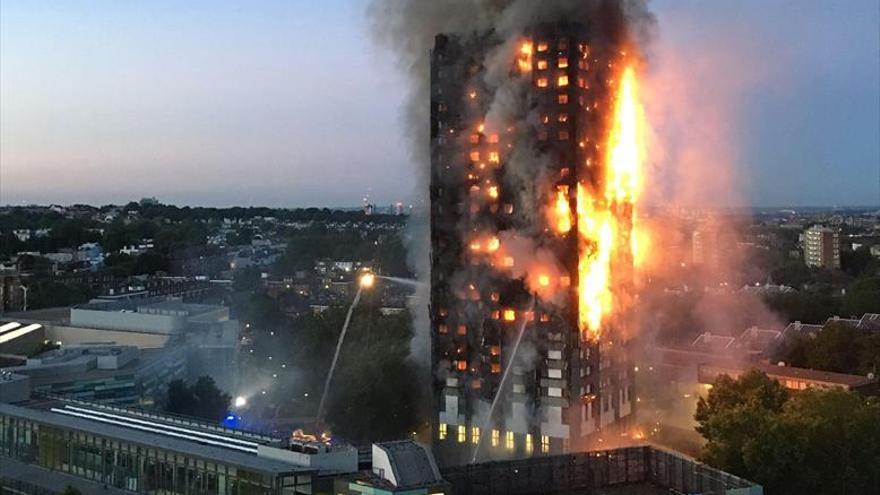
[430,19,644,465]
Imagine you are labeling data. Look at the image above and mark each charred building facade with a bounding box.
[430,21,637,466]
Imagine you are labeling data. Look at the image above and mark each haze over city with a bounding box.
[1,2,879,495]
[1,0,878,207]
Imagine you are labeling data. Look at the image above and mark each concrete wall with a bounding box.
[0,374,30,403]
[257,445,358,473]
[46,325,170,348]
[70,308,184,334]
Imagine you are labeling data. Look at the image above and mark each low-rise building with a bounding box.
[335,440,450,495]
[2,344,186,406]
[0,385,359,494]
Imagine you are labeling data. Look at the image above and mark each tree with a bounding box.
[163,377,231,422]
[26,280,96,310]
[695,370,789,475]
[841,247,877,278]
[227,227,254,246]
[842,276,880,316]
[696,370,880,495]
[777,321,880,375]
[233,266,263,292]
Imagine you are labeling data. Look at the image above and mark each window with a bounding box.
[537,59,548,70]
[541,435,550,453]
[439,424,447,440]
[457,425,466,443]
[469,134,480,144]
[505,431,515,450]
[488,151,500,163]
[558,130,569,141]
[490,363,501,374]
[525,434,534,453]
[471,426,481,445]
[557,38,568,50]
[558,57,568,68]
[558,93,569,104]
[557,75,569,87]
[456,324,466,335]
[548,368,562,379]
[537,41,548,52]
[491,429,500,447]
[457,360,467,371]
[503,309,516,321]
[469,151,480,162]
[536,77,549,88]
[558,113,568,122]
[548,350,562,360]
[548,387,563,397]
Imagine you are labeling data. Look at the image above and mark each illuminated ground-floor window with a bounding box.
[491,429,500,447]
[541,435,550,453]
[457,425,466,443]
[505,431,515,450]
[439,424,447,440]
[525,434,534,454]
[471,426,480,445]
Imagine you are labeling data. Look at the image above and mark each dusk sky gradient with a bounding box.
[1,0,878,208]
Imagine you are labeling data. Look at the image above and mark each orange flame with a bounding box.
[606,66,644,204]
[518,42,533,72]
[554,186,572,234]
[575,62,644,339]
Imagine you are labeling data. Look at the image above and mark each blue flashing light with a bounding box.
[223,413,240,428]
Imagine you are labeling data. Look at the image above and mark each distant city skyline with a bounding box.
[1,0,878,208]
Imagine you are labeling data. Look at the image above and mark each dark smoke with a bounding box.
[367,0,656,363]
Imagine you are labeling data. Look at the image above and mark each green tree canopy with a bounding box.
[696,370,880,495]
[163,376,231,422]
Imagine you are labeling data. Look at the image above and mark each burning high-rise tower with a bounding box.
[429,12,645,465]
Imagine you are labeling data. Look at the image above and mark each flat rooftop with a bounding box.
[0,399,310,475]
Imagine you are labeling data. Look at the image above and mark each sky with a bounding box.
[1,0,878,208]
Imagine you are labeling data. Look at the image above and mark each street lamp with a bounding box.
[359,272,375,289]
